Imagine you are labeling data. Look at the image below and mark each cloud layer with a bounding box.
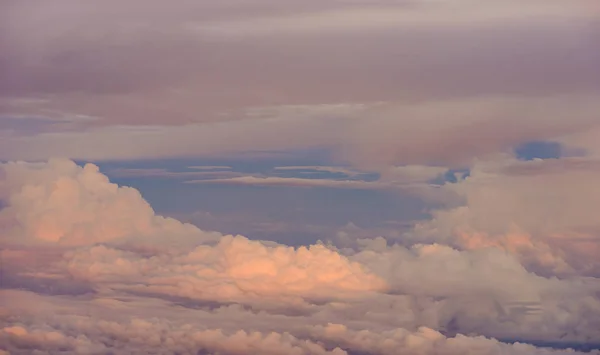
[409,156,600,277]
[2,160,600,354]
[2,0,599,162]
[2,1,600,352]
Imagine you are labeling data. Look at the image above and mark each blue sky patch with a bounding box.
[514,141,562,161]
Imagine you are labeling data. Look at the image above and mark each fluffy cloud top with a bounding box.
[65,235,386,303]
[2,290,595,355]
[410,156,600,277]
[1,159,600,354]
[0,159,210,247]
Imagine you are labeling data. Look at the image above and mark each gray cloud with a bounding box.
[1,0,598,128]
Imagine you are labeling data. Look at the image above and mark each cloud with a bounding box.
[338,96,600,170]
[310,324,586,355]
[2,159,600,353]
[2,0,598,137]
[0,107,351,161]
[2,288,597,355]
[185,176,389,190]
[560,126,600,159]
[380,165,448,183]
[0,159,216,248]
[409,156,600,277]
[0,309,347,355]
[191,1,595,39]
[2,0,600,351]
[3,318,588,355]
[0,159,385,300]
[64,235,387,303]
[273,166,368,178]
[106,167,241,179]
[187,165,232,170]
[4,95,600,169]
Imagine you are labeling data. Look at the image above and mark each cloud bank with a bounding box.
[409,156,600,277]
[2,160,600,354]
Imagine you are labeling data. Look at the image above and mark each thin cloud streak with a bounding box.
[185,176,389,189]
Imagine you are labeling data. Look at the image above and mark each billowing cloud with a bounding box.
[0,160,383,297]
[2,160,600,353]
[2,288,597,355]
[409,156,600,277]
[65,235,386,303]
[0,159,214,248]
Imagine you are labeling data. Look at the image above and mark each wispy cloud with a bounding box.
[3,96,600,164]
[107,167,240,179]
[273,165,369,177]
[185,176,387,189]
[187,165,232,170]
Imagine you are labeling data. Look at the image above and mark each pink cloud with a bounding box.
[409,157,600,276]
[2,159,600,353]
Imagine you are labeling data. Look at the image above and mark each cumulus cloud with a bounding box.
[0,160,382,298]
[2,159,600,354]
[310,324,587,355]
[64,235,386,304]
[2,288,598,355]
[0,159,214,248]
[3,317,588,355]
[0,311,346,355]
[409,156,600,277]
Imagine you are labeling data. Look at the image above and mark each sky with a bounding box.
[1,0,600,354]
